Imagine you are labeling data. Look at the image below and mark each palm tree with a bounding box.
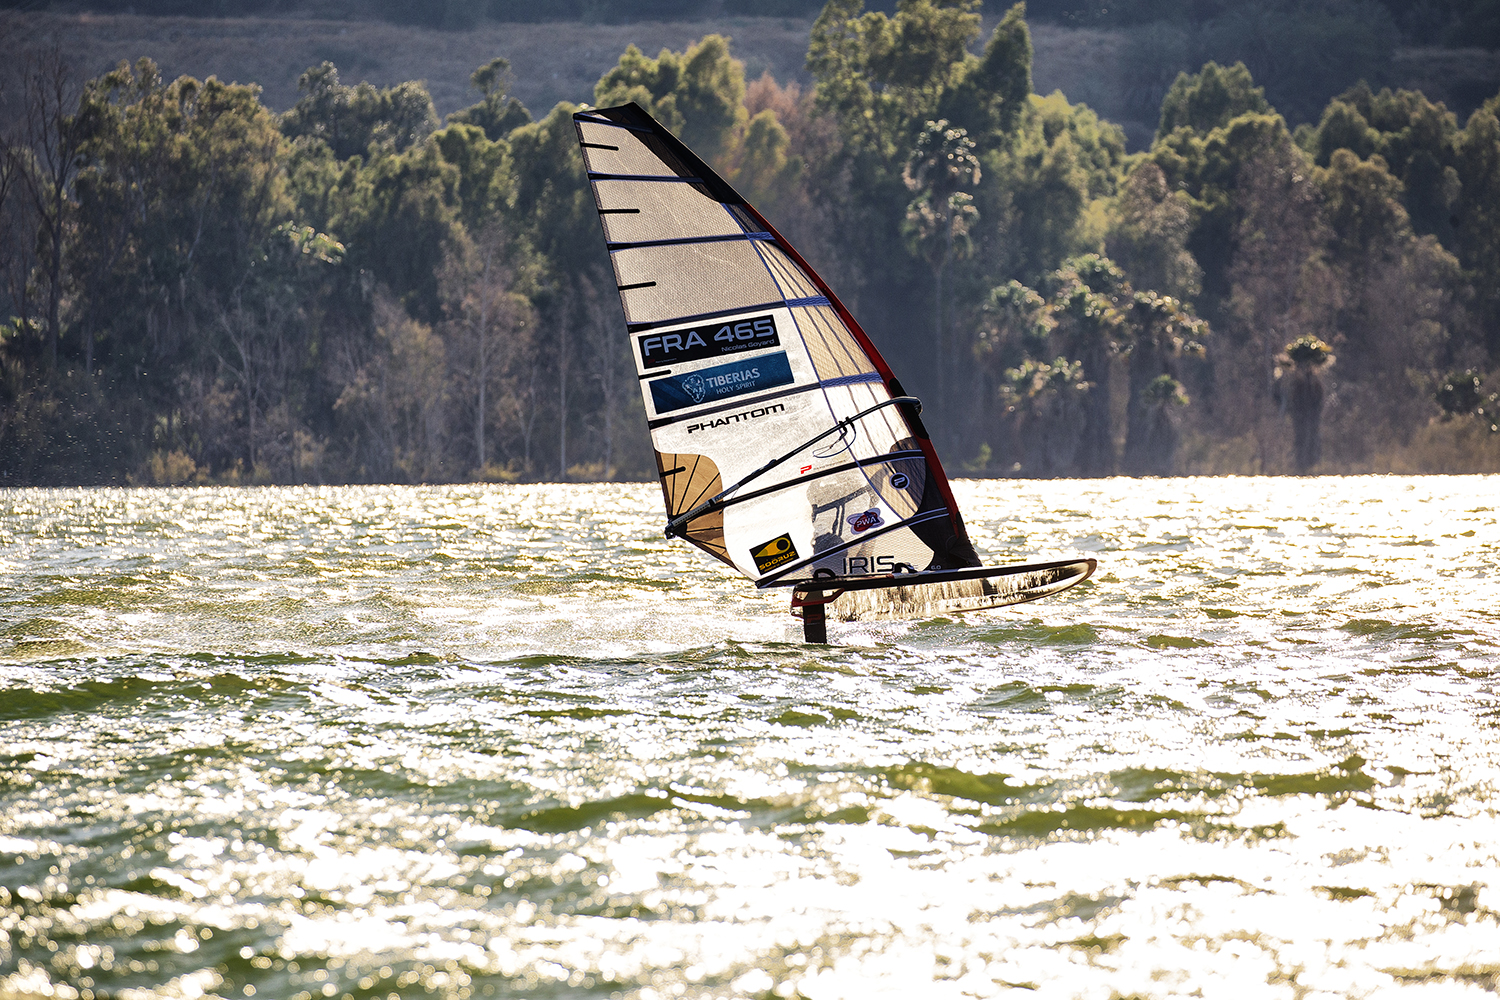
[1123,291,1207,475]
[1276,335,1334,473]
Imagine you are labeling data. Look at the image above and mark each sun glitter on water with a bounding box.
[1,476,1497,999]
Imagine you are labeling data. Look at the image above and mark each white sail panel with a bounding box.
[612,241,782,326]
[591,179,744,244]
[575,121,681,176]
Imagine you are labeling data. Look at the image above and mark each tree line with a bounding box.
[3,0,1500,485]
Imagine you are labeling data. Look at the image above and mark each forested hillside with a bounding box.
[3,0,1500,484]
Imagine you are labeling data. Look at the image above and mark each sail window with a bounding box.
[758,243,821,301]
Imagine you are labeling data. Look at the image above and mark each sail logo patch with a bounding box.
[751,533,798,573]
[890,473,910,490]
[637,314,780,367]
[649,352,794,414]
[848,509,884,533]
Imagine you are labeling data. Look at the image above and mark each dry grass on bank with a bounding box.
[5,11,1495,155]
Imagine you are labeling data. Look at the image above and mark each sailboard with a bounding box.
[572,102,1096,642]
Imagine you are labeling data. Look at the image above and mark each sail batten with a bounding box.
[587,173,706,183]
[625,297,830,333]
[607,232,772,252]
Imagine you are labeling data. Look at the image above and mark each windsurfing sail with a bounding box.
[571,102,1095,635]
[573,101,984,585]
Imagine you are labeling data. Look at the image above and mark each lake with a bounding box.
[2,477,1496,998]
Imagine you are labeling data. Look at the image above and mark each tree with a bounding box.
[1106,161,1201,300]
[280,63,439,161]
[1145,106,1292,320]
[1454,100,1500,358]
[1157,61,1271,141]
[1318,146,1461,452]
[938,2,1032,147]
[1048,255,1130,475]
[1122,290,1206,474]
[1275,335,1334,472]
[71,62,292,404]
[1221,132,1332,471]
[1304,84,1460,245]
[593,35,748,166]
[333,290,451,483]
[903,118,980,407]
[439,219,532,474]
[987,92,1126,284]
[577,268,639,479]
[17,47,85,368]
[1434,369,1499,434]
[447,57,532,141]
[807,0,984,162]
[999,356,1091,476]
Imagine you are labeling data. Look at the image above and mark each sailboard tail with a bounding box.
[789,558,1097,643]
[571,102,1100,642]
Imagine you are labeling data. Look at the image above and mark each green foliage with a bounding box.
[280,62,439,161]
[6,6,1500,484]
[1453,100,1500,355]
[1304,84,1461,244]
[807,0,984,160]
[1157,62,1271,140]
[990,92,1126,283]
[999,356,1092,477]
[1106,162,1201,300]
[1435,370,1499,431]
[594,35,748,165]
[902,119,981,271]
[1145,101,1293,312]
[1143,373,1188,406]
[1318,149,1412,276]
[1283,335,1334,368]
[70,59,292,380]
[938,3,1032,145]
[448,58,533,141]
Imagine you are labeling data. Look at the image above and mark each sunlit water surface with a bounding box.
[1,478,1497,999]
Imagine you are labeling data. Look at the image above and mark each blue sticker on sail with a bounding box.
[649,352,794,414]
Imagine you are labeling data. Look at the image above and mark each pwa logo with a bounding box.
[847,509,884,533]
[750,533,798,573]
